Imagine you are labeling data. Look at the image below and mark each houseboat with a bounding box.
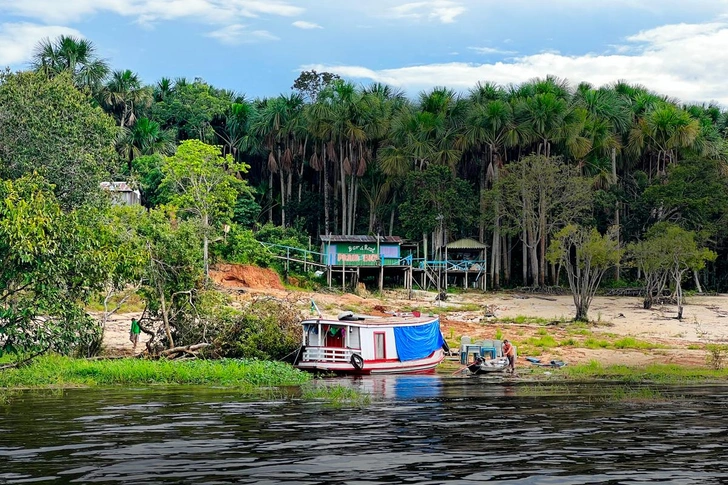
[295,307,446,375]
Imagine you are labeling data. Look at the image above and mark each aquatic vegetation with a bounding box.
[0,355,310,390]
[563,361,728,383]
[301,381,371,406]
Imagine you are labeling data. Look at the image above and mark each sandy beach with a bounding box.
[100,279,728,369]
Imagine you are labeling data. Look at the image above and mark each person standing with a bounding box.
[503,339,516,373]
[129,318,141,351]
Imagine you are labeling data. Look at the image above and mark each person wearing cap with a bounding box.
[502,339,516,373]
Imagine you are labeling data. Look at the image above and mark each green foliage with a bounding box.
[705,344,728,370]
[399,164,476,240]
[0,355,309,389]
[213,298,303,360]
[162,139,249,225]
[0,175,129,356]
[291,70,341,101]
[233,190,262,227]
[152,78,233,142]
[564,361,728,383]
[548,224,621,321]
[132,154,168,207]
[0,71,117,208]
[642,158,728,239]
[222,225,274,267]
[300,381,371,406]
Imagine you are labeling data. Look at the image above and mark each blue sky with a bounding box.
[2,0,728,103]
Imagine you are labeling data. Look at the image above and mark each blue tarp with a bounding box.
[393,320,445,361]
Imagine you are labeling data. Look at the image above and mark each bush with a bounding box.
[214,297,303,360]
[706,344,728,370]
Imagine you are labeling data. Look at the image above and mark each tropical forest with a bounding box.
[1,35,726,362]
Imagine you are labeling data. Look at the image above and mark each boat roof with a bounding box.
[301,314,438,327]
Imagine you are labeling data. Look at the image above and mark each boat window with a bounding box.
[374,332,385,359]
[348,326,360,349]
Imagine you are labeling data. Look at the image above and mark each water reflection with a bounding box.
[1,379,727,484]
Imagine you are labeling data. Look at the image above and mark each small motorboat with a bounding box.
[467,356,510,374]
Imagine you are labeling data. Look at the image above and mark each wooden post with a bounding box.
[465,270,468,290]
[379,264,384,293]
[342,260,346,293]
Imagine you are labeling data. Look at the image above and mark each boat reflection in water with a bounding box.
[345,374,444,401]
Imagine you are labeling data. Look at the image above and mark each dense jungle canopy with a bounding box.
[1,35,727,354]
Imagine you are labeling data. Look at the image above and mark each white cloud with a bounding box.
[0,0,303,25]
[0,22,82,66]
[303,20,728,105]
[387,1,465,23]
[206,24,279,45]
[292,20,322,29]
[469,46,517,55]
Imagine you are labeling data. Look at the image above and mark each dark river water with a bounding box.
[1,376,727,484]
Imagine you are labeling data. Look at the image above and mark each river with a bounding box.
[1,375,727,484]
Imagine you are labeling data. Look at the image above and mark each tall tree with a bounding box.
[100,69,151,127]
[0,71,117,208]
[161,140,249,279]
[0,175,125,357]
[31,35,109,91]
[499,155,592,286]
[548,225,621,321]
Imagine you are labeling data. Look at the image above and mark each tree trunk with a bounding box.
[503,234,511,285]
[490,160,500,289]
[612,148,621,282]
[203,213,209,281]
[339,141,347,235]
[522,229,528,286]
[268,171,273,223]
[157,282,175,349]
[389,193,396,236]
[694,270,703,293]
[278,147,286,228]
[538,189,546,287]
[323,143,330,234]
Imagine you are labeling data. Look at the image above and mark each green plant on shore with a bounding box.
[0,355,310,390]
[564,361,728,383]
[705,344,728,370]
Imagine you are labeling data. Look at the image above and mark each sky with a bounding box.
[2,0,728,104]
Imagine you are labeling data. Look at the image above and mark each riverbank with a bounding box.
[0,355,309,391]
[101,268,728,369]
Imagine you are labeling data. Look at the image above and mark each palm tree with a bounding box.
[460,82,518,287]
[100,69,151,127]
[32,35,109,90]
[628,104,700,176]
[117,117,176,171]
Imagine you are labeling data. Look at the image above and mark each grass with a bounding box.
[563,360,728,384]
[0,355,310,391]
[300,381,371,406]
[490,315,560,325]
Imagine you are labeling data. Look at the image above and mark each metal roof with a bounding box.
[445,238,487,250]
[320,235,403,244]
[100,181,137,192]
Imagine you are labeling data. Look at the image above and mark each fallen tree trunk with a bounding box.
[160,343,210,358]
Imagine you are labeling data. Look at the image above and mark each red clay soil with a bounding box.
[209,264,284,290]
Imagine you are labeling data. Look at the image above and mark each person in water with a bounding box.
[129,318,141,351]
[502,339,516,373]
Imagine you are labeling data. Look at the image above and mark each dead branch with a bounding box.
[160,342,210,357]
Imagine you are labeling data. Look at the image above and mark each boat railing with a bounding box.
[302,347,355,363]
